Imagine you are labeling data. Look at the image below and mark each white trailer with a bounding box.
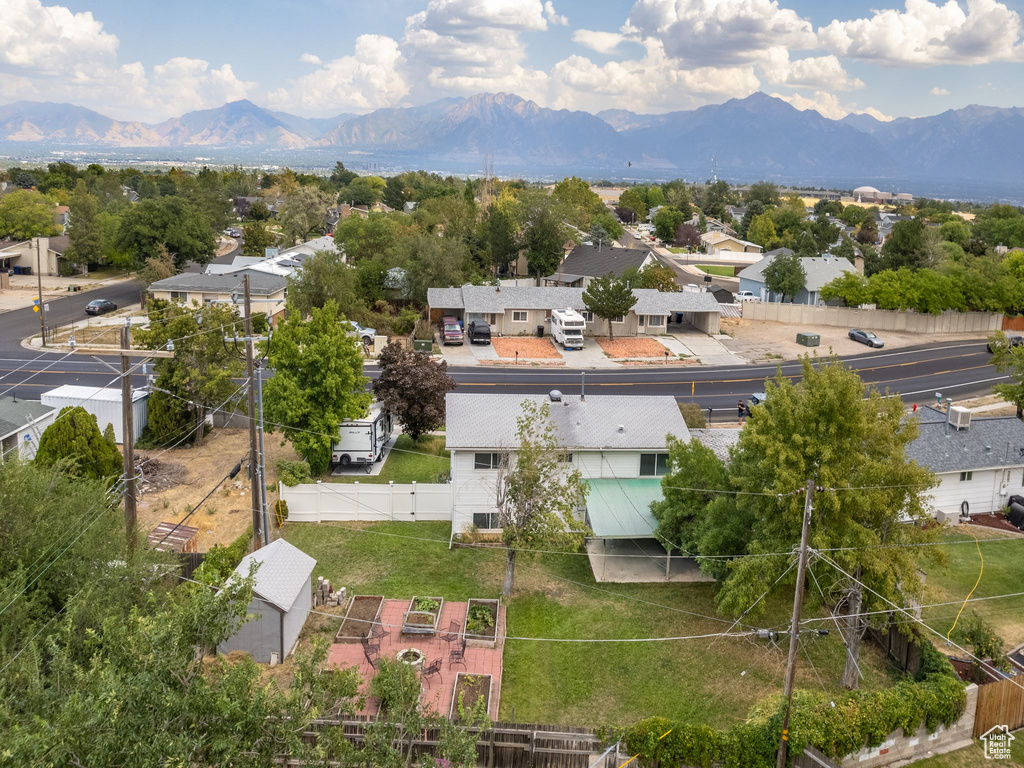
[551,308,586,350]
[331,403,393,471]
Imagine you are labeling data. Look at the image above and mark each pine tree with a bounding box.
[35,406,122,482]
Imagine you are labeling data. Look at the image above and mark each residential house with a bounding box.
[687,213,737,237]
[725,205,746,222]
[148,273,287,320]
[737,250,855,305]
[700,231,762,257]
[403,201,419,214]
[54,205,70,232]
[427,284,722,337]
[0,396,55,461]
[217,539,316,663]
[908,405,1024,520]
[206,235,340,280]
[543,244,660,288]
[0,236,79,276]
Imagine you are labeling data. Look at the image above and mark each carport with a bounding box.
[633,291,722,335]
[583,479,713,583]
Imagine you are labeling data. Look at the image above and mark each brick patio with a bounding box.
[327,598,505,718]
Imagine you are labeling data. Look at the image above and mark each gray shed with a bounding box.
[217,539,316,663]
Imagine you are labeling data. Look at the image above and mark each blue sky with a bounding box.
[2,0,1023,122]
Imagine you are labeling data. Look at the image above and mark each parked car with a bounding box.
[744,392,767,415]
[85,299,117,316]
[468,320,491,345]
[342,320,376,345]
[736,291,760,302]
[849,329,884,348]
[987,335,1023,353]
[439,316,464,345]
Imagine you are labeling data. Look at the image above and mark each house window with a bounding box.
[959,471,973,482]
[474,452,502,470]
[512,310,528,323]
[560,452,573,464]
[169,291,186,301]
[580,311,594,322]
[648,315,666,327]
[640,453,670,476]
[472,512,501,529]
[611,315,625,324]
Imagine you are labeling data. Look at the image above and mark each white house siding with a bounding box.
[281,575,312,660]
[924,467,1024,517]
[578,451,641,479]
[217,597,282,663]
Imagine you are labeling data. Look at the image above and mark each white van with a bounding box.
[331,403,393,471]
[551,308,586,350]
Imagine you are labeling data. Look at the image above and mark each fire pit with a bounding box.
[397,648,425,669]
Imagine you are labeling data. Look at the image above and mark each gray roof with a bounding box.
[445,393,689,450]
[232,538,316,612]
[0,397,54,439]
[738,253,855,293]
[907,407,1024,473]
[554,244,653,279]
[149,272,287,296]
[427,285,721,315]
[690,428,741,461]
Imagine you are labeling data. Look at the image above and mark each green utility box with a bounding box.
[413,339,433,352]
[796,332,820,347]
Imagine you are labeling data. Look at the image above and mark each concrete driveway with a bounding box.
[663,330,745,366]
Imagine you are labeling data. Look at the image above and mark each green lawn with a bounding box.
[282,520,901,727]
[911,734,1024,766]
[919,526,1024,645]
[696,264,736,277]
[328,434,449,485]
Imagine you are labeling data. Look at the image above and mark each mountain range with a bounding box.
[2,92,1024,187]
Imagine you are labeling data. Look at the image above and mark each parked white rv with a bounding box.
[331,403,393,471]
[550,308,586,350]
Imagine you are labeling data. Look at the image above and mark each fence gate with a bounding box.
[974,677,1024,738]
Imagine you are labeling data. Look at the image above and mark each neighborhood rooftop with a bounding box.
[230,538,317,612]
[0,396,53,439]
[427,284,722,315]
[549,244,654,279]
[739,251,855,293]
[444,392,689,450]
[907,406,1024,474]
[148,272,288,295]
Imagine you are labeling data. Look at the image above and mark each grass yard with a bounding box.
[328,434,449,485]
[696,264,736,277]
[282,520,901,728]
[919,525,1024,645]
[911,734,1024,766]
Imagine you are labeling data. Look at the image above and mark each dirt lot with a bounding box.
[719,317,990,362]
[491,337,562,359]
[596,336,669,358]
[136,427,301,550]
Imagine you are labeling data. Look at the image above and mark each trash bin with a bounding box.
[796,332,820,347]
[537,325,544,338]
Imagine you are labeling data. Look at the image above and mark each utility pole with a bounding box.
[776,476,815,768]
[120,322,137,553]
[36,242,46,346]
[255,362,270,546]
[242,274,262,552]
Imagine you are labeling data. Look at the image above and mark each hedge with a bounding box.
[621,673,966,768]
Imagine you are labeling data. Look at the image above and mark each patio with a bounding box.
[327,598,505,718]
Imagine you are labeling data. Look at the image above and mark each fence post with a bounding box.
[353,481,359,522]
[315,480,322,523]
[529,731,536,768]
[411,480,416,521]
[488,728,495,768]
[389,480,394,521]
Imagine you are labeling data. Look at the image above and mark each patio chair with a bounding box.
[422,658,443,688]
[440,619,461,647]
[448,642,466,670]
[371,623,389,642]
[363,643,380,669]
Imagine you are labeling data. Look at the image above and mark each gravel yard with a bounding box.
[491,337,563,359]
[596,336,669,358]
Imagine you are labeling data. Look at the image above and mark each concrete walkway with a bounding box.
[586,539,716,583]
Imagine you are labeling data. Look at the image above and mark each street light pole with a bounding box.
[36,242,46,346]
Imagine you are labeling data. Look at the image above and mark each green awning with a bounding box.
[584,478,663,539]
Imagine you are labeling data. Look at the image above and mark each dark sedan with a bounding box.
[849,328,884,348]
[85,299,117,316]
[987,335,1023,354]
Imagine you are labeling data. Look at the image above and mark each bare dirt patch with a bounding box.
[596,336,669,358]
[491,337,562,359]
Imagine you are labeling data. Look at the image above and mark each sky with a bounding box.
[1,0,1023,123]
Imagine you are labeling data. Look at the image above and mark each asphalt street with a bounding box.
[0,282,1008,417]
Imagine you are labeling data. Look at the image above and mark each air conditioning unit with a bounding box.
[949,406,972,430]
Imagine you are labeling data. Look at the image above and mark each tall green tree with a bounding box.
[0,189,60,240]
[523,202,564,280]
[116,197,216,269]
[373,341,456,442]
[651,436,729,557]
[495,399,588,596]
[286,248,360,318]
[551,176,601,229]
[484,203,520,274]
[278,185,333,244]
[738,200,766,240]
[582,273,637,339]
[63,181,103,268]
[653,207,687,243]
[393,232,474,304]
[34,406,122,481]
[989,331,1024,418]
[877,218,927,272]
[746,213,778,249]
[762,249,805,302]
[264,301,370,475]
[241,221,275,258]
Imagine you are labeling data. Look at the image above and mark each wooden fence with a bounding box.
[974,676,1024,738]
[867,624,922,677]
[1003,316,1024,331]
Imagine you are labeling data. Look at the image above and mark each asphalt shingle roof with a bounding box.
[907,407,1024,473]
[554,244,653,279]
[0,397,54,439]
[149,272,287,295]
[232,539,316,612]
[690,428,741,462]
[738,253,855,293]
[445,393,689,450]
[427,285,721,315]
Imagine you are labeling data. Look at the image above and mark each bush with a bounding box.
[413,317,434,341]
[273,499,289,527]
[370,657,421,714]
[276,459,311,487]
[678,402,707,429]
[194,526,252,584]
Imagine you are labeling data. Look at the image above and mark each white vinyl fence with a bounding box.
[279,481,452,523]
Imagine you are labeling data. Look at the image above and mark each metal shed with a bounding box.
[40,385,148,444]
[217,539,316,663]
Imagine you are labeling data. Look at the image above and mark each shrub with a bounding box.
[678,402,707,429]
[370,657,421,714]
[194,526,252,584]
[276,459,311,487]
[273,499,289,527]
[413,317,434,341]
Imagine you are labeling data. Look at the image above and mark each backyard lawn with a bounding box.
[697,264,736,277]
[328,434,449,485]
[283,520,902,728]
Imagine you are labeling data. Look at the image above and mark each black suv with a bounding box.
[987,335,1023,353]
[468,320,492,344]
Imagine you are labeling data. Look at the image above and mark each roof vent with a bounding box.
[549,390,562,402]
[949,406,971,431]
[617,424,625,433]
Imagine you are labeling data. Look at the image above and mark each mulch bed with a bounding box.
[452,674,491,717]
[335,595,383,642]
[969,513,1023,533]
[491,337,562,359]
[595,337,669,358]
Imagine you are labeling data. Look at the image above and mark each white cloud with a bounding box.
[930,86,951,95]
[818,0,1024,66]
[299,53,323,66]
[544,1,568,26]
[0,0,118,74]
[147,59,253,115]
[761,48,864,90]
[572,29,626,54]
[772,90,893,121]
[267,35,408,115]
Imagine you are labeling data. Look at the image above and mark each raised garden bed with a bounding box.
[401,596,444,635]
[465,598,499,649]
[449,673,492,720]
[334,595,384,643]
